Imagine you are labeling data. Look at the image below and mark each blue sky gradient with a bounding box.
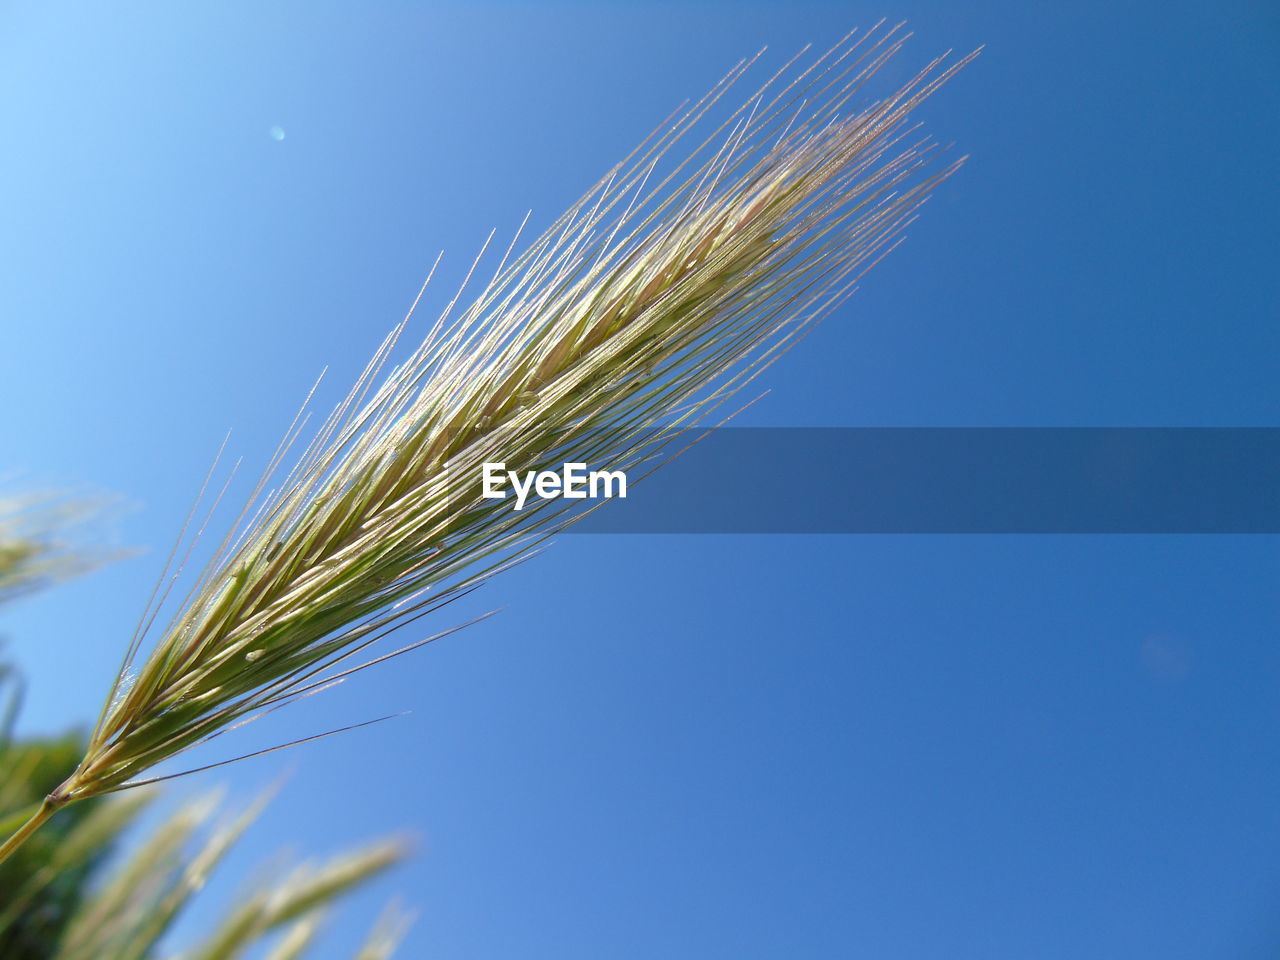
[1,2,1278,957]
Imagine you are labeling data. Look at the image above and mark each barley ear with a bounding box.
[0,25,976,863]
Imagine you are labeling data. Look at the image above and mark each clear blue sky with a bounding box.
[2,2,1279,957]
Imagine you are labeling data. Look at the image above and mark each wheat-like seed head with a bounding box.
[55,24,975,804]
[0,495,115,605]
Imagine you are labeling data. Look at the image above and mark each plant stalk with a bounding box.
[0,792,66,867]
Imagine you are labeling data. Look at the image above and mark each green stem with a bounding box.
[0,794,64,867]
